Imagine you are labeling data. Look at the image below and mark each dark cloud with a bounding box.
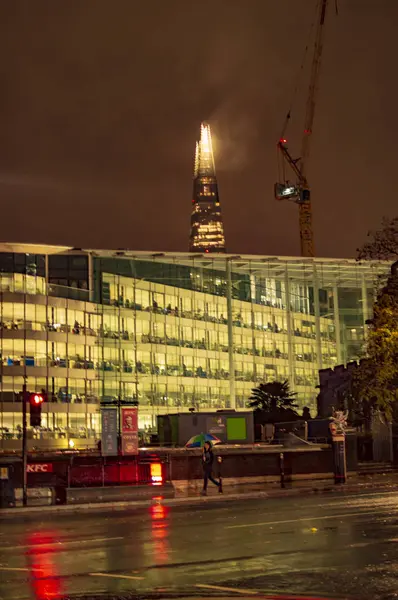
[0,0,397,257]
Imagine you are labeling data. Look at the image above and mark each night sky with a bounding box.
[0,1,397,258]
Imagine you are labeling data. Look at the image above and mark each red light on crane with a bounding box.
[280,138,288,144]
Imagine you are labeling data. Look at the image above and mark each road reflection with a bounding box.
[150,501,171,564]
[25,531,64,599]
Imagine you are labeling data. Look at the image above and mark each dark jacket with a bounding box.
[202,447,214,471]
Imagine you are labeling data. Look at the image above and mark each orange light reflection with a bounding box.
[150,503,171,563]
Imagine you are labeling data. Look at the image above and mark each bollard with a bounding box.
[332,435,347,484]
[279,452,285,489]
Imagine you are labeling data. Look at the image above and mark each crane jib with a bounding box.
[274,0,332,258]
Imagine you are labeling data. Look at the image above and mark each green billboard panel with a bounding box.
[227,417,246,441]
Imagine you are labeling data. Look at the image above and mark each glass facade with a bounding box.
[0,244,389,448]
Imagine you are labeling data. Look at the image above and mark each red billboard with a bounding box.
[121,407,138,455]
[121,407,138,433]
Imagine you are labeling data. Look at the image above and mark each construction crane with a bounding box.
[274,0,332,257]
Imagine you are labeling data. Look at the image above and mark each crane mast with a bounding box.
[275,0,329,258]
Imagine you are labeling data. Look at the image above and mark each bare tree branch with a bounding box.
[357,216,398,261]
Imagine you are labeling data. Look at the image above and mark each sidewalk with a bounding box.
[1,473,398,518]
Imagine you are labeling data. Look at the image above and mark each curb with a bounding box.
[1,479,398,518]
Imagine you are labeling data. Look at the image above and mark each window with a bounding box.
[48,254,88,290]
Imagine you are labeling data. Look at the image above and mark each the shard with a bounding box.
[189,123,226,253]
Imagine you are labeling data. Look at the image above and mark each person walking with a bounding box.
[201,441,222,495]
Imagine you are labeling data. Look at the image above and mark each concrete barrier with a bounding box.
[66,483,174,505]
[173,472,336,496]
[14,487,53,506]
[169,445,334,485]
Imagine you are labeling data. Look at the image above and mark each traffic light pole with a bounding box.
[22,383,28,507]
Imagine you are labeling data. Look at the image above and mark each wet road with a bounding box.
[1,489,398,599]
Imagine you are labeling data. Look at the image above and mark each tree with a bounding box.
[357,216,398,261]
[338,384,373,430]
[356,219,398,418]
[353,262,398,418]
[248,380,299,423]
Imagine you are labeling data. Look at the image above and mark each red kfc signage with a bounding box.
[121,407,138,433]
[27,463,53,473]
[121,407,138,455]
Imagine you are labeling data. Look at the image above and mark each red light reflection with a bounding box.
[150,503,171,563]
[150,502,168,521]
[25,531,64,600]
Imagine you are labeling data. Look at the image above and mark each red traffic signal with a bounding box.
[30,393,44,405]
[29,393,44,427]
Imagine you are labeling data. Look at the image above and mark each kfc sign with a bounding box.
[121,407,138,456]
[121,407,138,433]
[27,463,53,473]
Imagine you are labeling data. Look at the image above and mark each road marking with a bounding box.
[348,537,398,549]
[0,567,42,572]
[70,536,123,545]
[1,536,123,550]
[225,510,384,529]
[89,572,144,580]
[319,490,398,508]
[196,584,259,595]
[321,489,398,502]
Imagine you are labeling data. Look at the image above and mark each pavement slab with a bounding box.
[2,473,398,518]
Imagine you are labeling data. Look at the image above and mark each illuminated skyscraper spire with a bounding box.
[189,123,226,253]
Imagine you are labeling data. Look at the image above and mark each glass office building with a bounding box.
[0,243,389,448]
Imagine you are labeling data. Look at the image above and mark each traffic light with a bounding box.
[29,393,44,427]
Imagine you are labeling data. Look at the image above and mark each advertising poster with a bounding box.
[206,415,226,439]
[101,408,118,456]
[121,407,139,455]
